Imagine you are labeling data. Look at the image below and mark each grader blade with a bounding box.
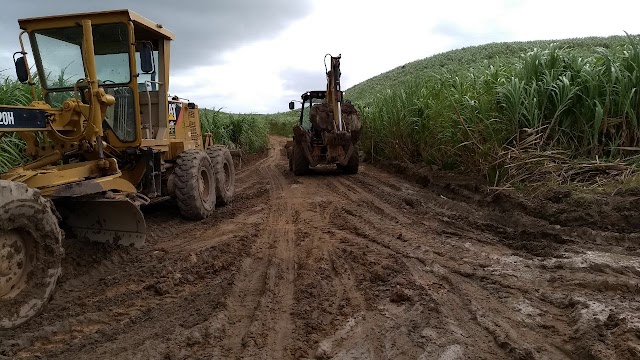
[59,199,146,248]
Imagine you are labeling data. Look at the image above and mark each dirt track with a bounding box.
[2,136,640,359]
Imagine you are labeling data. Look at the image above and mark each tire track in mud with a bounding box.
[328,171,569,358]
[0,154,272,360]
[305,165,639,359]
[212,143,296,359]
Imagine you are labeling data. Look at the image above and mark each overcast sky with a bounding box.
[1,0,639,113]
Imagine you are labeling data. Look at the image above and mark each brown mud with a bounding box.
[1,136,639,360]
[310,102,361,134]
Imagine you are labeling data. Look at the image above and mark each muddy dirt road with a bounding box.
[2,136,640,359]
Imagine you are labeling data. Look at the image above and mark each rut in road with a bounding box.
[212,144,296,358]
[1,136,639,360]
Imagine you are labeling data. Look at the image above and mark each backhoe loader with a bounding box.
[285,54,361,175]
[0,9,236,328]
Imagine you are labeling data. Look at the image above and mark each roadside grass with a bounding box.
[349,34,640,186]
[199,108,299,153]
[200,108,270,153]
[0,75,34,172]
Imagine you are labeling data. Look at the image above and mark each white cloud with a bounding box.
[171,0,640,113]
[3,1,640,113]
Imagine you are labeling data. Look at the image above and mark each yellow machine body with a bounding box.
[0,10,209,246]
[0,9,240,330]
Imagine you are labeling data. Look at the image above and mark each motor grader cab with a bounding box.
[0,10,236,329]
[285,54,361,175]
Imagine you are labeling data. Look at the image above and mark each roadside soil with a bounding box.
[1,136,639,360]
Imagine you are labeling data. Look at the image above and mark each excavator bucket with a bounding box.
[57,199,146,247]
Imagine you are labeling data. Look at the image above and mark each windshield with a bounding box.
[32,23,130,89]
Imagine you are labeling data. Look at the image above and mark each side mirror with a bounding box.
[14,55,28,84]
[289,101,295,110]
[140,43,154,74]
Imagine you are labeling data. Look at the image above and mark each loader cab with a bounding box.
[18,10,174,149]
[297,90,329,131]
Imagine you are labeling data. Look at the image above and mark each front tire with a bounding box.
[0,180,63,329]
[174,150,216,220]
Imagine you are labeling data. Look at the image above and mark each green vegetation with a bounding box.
[263,111,299,137]
[199,108,298,153]
[347,34,640,185]
[0,75,35,172]
[346,36,630,104]
[200,108,270,153]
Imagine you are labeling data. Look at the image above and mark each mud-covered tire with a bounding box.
[206,146,235,206]
[174,149,216,220]
[0,180,63,329]
[292,142,309,176]
[339,146,360,174]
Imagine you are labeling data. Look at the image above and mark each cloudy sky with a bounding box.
[0,0,639,113]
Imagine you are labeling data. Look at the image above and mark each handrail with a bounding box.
[143,80,163,139]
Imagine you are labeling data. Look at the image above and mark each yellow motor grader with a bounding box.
[286,54,361,175]
[0,10,236,328]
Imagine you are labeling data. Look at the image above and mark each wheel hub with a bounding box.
[200,169,211,199]
[0,231,29,298]
[223,163,231,191]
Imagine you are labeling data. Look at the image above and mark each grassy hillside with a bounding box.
[346,36,630,105]
[345,34,640,186]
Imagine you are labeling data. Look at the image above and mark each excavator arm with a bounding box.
[325,54,344,132]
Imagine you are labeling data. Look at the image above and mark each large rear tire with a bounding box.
[174,149,216,220]
[0,180,63,329]
[206,146,235,206]
[338,146,360,174]
[292,142,309,176]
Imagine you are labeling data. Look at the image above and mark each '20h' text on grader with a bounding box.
[0,10,236,328]
[285,54,362,175]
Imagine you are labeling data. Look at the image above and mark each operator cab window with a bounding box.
[31,23,137,143]
[136,48,159,92]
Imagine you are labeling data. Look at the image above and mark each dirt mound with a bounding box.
[377,160,640,236]
[310,102,362,134]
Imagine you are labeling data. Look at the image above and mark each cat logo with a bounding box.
[168,103,177,120]
[0,111,15,126]
[168,103,181,138]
